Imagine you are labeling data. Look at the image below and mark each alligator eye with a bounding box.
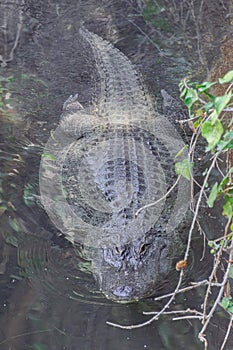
[139,243,149,256]
[115,246,125,256]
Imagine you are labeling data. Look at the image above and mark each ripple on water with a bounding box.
[17,232,112,305]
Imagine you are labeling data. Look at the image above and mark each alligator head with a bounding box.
[87,228,182,302]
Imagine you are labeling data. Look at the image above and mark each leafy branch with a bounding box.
[174,70,233,348]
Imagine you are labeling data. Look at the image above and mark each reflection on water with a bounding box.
[0,0,233,349]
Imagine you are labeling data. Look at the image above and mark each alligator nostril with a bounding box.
[113,285,133,298]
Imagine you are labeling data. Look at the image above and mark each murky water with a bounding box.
[0,1,233,349]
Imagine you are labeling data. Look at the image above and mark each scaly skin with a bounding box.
[40,27,190,302]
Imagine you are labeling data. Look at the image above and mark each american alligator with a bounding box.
[39,27,190,302]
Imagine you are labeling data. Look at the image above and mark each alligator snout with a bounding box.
[113,285,133,298]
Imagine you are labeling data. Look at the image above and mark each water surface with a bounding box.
[0,1,233,349]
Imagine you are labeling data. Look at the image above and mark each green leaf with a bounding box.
[193,117,203,129]
[207,182,219,208]
[223,200,233,219]
[180,86,187,99]
[218,131,233,151]
[41,153,56,161]
[221,296,231,309]
[5,234,18,247]
[219,175,229,190]
[203,92,216,103]
[229,266,233,279]
[9,218,20,232]
[208,241,214,247]
[195,108,204,117]
[224,192,233,204]
[227,305,233,314]
[212,91,232,121]
[201,119,224,151]
[196,81,216,92]
[175,145,188,158]
[231,223,233,231]
[204,101,214,111]
[174,158,194,180]
[219,70,233,84]
[184,88,198,109]
[208,91,232,124]
[214,242,220,250]
[209,110,218,124]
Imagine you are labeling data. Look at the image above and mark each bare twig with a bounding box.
[144,307,203,317]
[220,315,233,350]
[135,175,181,217]
[107,270,185,329]
[198,219,233,341]
[184,152,220,265]
[152,279,209,302]
[173,315,203,321]
[210,233,233,244]
[126,18,166,56]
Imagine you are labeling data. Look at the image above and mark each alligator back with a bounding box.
[39,27,190,250]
